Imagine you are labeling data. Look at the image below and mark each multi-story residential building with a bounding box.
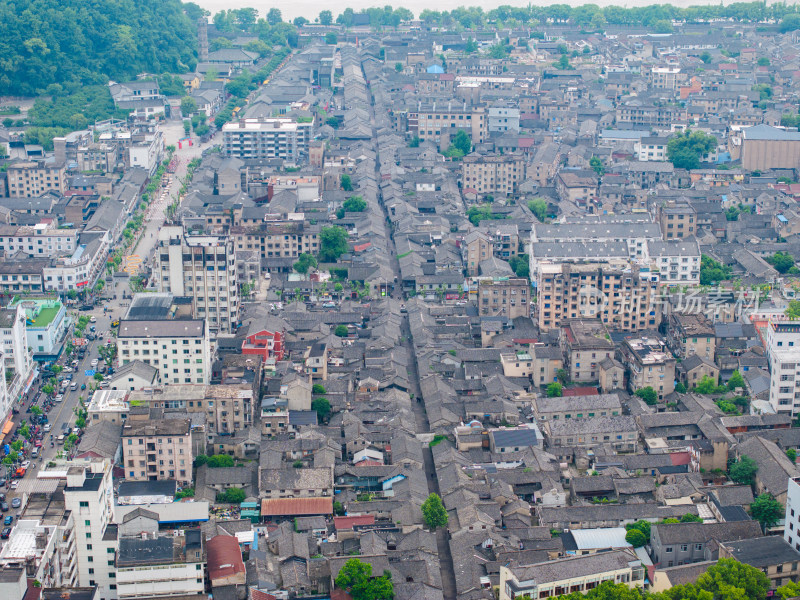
[635,136,669,161]
[649,521,762,568]
[487,105,520,133]
[658,200,697,240]
[533,393,623,422]
[649,239,701,285]
[0,305,34,407]
[231,221,320,263]
[156,226,240,335]
[121,419,193,485]
[222,118,312,161]
[766,320,800,417]
[556,170,598,205]
[0,223,78,257]
[615,104,683,127]
[128,128,164,175]
[116,529,205,600]
[6,160,66,197]
[0,260,48,295]
[463,231,492,276]
[0,488,78,591]
[536,262,661,332]
[477,277,530,319]
[784,476,800,551]
[666,313,715,359]
[485,223,519,260]
[562,319,615,383]
[117,294,212,385]
[406,102,486,145]
[719,536,800,592]
[9,298,68,359]
[545,415,639,452]
[499,550,645,600]
[62,459,117,599]
[649,66,684,90]
[40,231,111,293]
[620,334,676,399]
[528,143,560,186]
[241,327,285,362]
[461,154,526,196]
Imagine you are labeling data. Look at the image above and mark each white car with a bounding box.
[11,481,19,490]
[62,367,72,373]
[55,394,63,403]
[90,359,98,368]
[89,316,97,323]
[43,424,51,432]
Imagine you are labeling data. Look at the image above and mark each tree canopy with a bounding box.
[319,226,349,262]
[0,0,198,96]
[667,130,717,170]
[421,493,448,529]
[700,254,732,286]
[750,493,783,531]
[635,387,658,405]
[729,455,758,486]
[335,558,394,600]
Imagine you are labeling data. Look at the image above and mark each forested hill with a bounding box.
[0,0,201,96]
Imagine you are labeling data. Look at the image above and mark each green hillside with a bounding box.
[0,0,201,96]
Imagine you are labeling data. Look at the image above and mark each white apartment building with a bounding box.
[222,118,312,161]
[488,105,521,133]
[43,232,111,292]
[63,459,117,599]
[0,515,77,591]
[129,128,165,175]
[766,321,800,417]
[156,226,240,335]
[0,223,78,257]
[649,239,701,285]
[635,136,669,162]
[117,319,211,385]
[785,477,800,551]
[116,529,205,600]
[0,305,34,406]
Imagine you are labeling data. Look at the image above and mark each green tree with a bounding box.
[700,254,732,286]
[729,455,758,486]
[675,382,687,394]
[311,397,331,422]
[700,51,712,64]
[625,520,651,541]
[680,513,703,523]
[408,136,420,148]
[787,448,797,463]
[333,500,345,516]
[207,454,234,468]
[546,382,563,397]
[312,384,326,394]
[340,174,353,191]
[694,375,722,395]
[319,226,349,262]
[180,96,197,116]
[787,300,800,319]
[778,581,800,600]
[767,251,795,274]
[293,253,318,274]
[267,8,282,24]
[554,54,572,70]
[449,130,472,155]
[319,10,333,25]
[217,487,246,504]
[625,528,646,547]
[334,325,349,337]
[691,558,770,600]
[653,18,673,33]
[757,57,770,67]
[528,198,548,222]
[635,387,658,405]
[325,32,338,45]
[750,493,783,531]
[337,195,367,218]
[465,37,478,53]
[335,558,394,600]
[727,370,745,391]
[508,255,530,279]
[667,129,717,170]
[421,493,448,529]
[589,156,605,176]
[395,62,403,72]
[93,372,104,381]
[780,13,800,32]
[293,16,308,26]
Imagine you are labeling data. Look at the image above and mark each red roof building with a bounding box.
[207,535,246,588]
[261,497,333,517]
[334,515,375,530]
[242,329,285,361]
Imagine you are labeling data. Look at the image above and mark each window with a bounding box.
[85,520,91,526]
[680,545,688,552]
[666,547,673,553]
[79,501,89,508]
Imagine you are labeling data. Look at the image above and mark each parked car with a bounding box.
[43,424,51,432]
[0,502,8,512]
[90,316,97,323]
[90,359,98,368]
[1,527,11,539]
[4,516,13,526]
[10,498,20,509]
[10,481,19,490]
